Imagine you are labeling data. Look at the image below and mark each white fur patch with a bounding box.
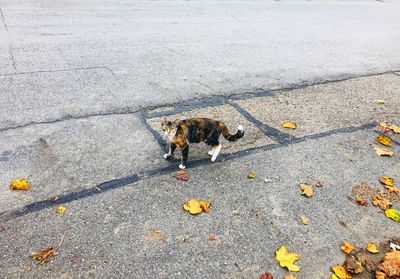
[179,164,186,169]
[211,144,222,162]
[163,154,169,159]
[208,150,214,156]
[238,125,244,132]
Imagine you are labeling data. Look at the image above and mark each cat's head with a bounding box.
[161,117,178,137]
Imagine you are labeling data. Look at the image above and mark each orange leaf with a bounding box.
[332,265,352,278]
[31,247,58,264]
[366,243,379,253]
[372,195,391,211]
[259,272,273,279]
[376,135,392,146]
[9,179,30,190]
[341,242,355,254]
[379,176,395,187]
[176,169,189,181]
[282,122,297,129]
[356,198,368,206]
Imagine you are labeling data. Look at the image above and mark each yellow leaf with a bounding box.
[375,271,386,279]
[275,246,300,272]
[282,122,297,129]
[31,247,58,264]
[56,206,66,214]
[183,199,210,215]
[198,200,211,213]
[299,183,313,198]
[379,176,395,187]
[374,147,394,157]
[248,171,257,179]
[300,215,309,225]
[384,250,400,261]
[390,124,400,134]
[376,99,385,104]
[331,274,340,279]
[285,275,296,279]
[385,209,400,222]
[341,242,354,254]
[9,179,30,190]
[331,265,352,278]
[366,243,379,253]
[376,135,392,146]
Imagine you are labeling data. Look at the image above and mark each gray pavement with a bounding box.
[1,1,400,279]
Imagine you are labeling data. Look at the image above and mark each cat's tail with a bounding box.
[220,123,244,142]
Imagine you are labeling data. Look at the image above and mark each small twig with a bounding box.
[57,230,68,250]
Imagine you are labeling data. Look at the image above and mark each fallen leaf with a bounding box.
[198,200,211,213]
[385,185,399,193]
[379,176,395,187]
[56,206,66,214]
[376,135,392,147]
[356,198,368,206]
[366,243,379,254]
[248,171,257,179]
[384,250,400,261]
[52,196,59,202]
[375,271,386,279]
[183,199,210,215]
[376,99,385,104]
[282,122,297,129]
[341,242,355,254]
[299,183,313,198]
[208,234,218,241]
[390,124,400,134]
[377,259,400,277]
[374,147,394,157]
[176,169,189,181]
[275,246,300,272]
[31,247,58,264]
[378,122,392,132]
[372,195,391,211]
[331,274,340,279]
[331,265,352,278]
[300,215,309,225]
[285,275,296,279]
[9,179,30,190]
[0,226,5,232]
[259,272,273,279]
[316,181,324,187]
[345,256,363,274]
[149,230,166,241]
[385,209,400,222]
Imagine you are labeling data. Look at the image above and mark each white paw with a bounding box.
[179,164,186,169]
[211,157,216,162]
[208,150,214,156]
[238,125,244,132]
[163,154,169,159]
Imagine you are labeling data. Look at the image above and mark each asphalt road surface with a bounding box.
[1,1,400,278]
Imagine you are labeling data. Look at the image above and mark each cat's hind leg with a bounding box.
[210,144,222,162]
[179,145,189,169]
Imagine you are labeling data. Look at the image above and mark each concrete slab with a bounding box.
[146,104,276,158]
[0,114,167,212]
[236,74,400,137]
[1,128,398,279]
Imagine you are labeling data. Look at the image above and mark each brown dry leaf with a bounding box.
[151,230,166,241]
[377,259,400,277]
[374,147,394,157]
[183,199,210,215]
[372,195,391,211]
[299,183,313,198]
[341,242,355,254]
[208,234,218,241]
[176,169,189,181]
[31,247,58,264]
[376,135,392,147]
[366,243,379,254]
[300,215,309,225]
[52,196,59,202]
[331,265,352,278]
[275,246,300,272]
[316,181,324,187]
[285,275,296,279]
[384,251,400,261]
[259,272,273,279]
[356,198,368,206]
[385,185,399,193]
[9,179,30,190]
[282,122,297,129]
[345,256,363,274]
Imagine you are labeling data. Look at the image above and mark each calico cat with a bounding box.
[161,117,244,169]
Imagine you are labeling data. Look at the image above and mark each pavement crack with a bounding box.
[0,8,9,32]
[0,66,115,77]
[8,47,17,72]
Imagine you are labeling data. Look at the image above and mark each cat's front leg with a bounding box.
[179,145,189,169]
[163,143,177,160]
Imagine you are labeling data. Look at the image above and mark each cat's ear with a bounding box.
[173,119,180,126]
